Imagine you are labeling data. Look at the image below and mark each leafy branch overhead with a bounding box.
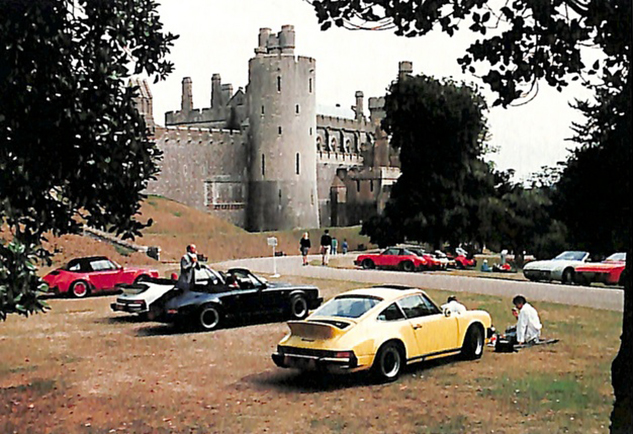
[0,0,177,318]
[308,0,630,106]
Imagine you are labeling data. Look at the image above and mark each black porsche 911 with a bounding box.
[159,268,323,331]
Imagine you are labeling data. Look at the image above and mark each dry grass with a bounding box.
[0,275,619,434]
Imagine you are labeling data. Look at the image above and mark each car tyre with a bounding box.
[562,268,575,285]
[362,259,375,270]
[289,294,309,320]
[70,280,90,298]
[371,342,404,383]
[461,325,484,360]
[198,304,222,331]
[401,261,414,272]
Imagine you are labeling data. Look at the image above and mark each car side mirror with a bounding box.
[443,308,451,318]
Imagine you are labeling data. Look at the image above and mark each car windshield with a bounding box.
[554,251,588,261]
[312,295,382,319]
[605,253,626,262]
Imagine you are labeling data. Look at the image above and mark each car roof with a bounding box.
[335,286,422,302]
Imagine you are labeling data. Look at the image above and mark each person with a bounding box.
[481,259,491,272]
[513,295,542,344]
[331,237,338,255]
[342,239,348,255]
[320,229,332,265]
[441,295,467,314]
[177,244,200,290]
[299,232,311,266]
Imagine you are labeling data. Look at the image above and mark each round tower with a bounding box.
[247,25,319,231]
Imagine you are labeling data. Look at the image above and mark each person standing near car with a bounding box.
[320,230,332,266]
[177,244,200,290]
[299,232,311,266]
[513,295,542,344]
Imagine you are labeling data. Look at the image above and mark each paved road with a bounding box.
[217,255,624,312]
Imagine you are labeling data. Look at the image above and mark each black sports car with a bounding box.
[160,268,323,331]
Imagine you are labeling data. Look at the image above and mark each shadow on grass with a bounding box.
[134,314,290,337]
[244,355,462,393]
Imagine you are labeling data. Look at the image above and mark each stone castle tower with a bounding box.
[246,26,319,231]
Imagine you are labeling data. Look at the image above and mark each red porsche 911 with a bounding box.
[43,256,160,298]
[355,247,428,272]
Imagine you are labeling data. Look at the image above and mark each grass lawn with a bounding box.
[0,276,620,434]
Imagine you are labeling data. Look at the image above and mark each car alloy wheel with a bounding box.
[198,304,221,331]
[290,294,309,319]
[562,268,575,285]
[373,342,403,382]
[401,261,414,272]
[362,259,375,269]
[461,326,484,360]
[70,281,89,298]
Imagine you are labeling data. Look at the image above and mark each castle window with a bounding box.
[370,180,374,192]
[296,153,300,175]
[261,154,265,177]
[261,105,265,115]
[310,127,312,136]
[309,78,313,93]
[277,76,281,92]
[356,180,360,193]
[279,189,282,205]
[278,126,282,135]
[296,104,300,114]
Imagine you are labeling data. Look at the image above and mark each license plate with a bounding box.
[287,356,316,370]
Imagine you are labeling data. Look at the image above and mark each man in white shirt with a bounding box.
[441,295,467,315]
[512,295,542,344]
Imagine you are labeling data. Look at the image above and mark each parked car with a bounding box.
[405,247,445,270]
[522,251,590,284]
[434,250,455,268]
[354,248,428,272]
[574,252,627,286]
[272,285,493,382]
[43,256,159,298]
[160,268,323,331]
[110,265,224,319]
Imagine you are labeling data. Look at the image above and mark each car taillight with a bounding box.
[334,351,353,359]
[167,309,178,315]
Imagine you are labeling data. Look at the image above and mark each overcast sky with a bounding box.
[150,0,593,179]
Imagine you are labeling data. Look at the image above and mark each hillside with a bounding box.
[42,196,373,270]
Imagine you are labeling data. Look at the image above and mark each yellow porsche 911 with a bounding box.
[272,285,493,382]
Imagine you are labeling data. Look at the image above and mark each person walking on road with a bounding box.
[299,232,311,266]
[342,239,348,254]
[177,244,200,290]
[331,237,338,255]
[320,230,332,266]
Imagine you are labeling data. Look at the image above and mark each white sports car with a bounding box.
[110,265,224,320]
[523,251,590,284]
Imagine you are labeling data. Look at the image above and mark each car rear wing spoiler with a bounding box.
[287,321,346,340]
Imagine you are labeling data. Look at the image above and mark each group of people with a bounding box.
[299,230,348,266]
[441,294,542,345]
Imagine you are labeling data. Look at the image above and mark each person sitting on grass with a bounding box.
[513,295,542,345]
[441,295,467,315]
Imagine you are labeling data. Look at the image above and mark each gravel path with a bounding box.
[216,254,624,312]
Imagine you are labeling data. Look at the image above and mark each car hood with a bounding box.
[524,259,586,271]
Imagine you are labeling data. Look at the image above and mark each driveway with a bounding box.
[217,254,624,312]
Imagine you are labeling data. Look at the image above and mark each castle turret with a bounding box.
[398,60,413,80]
[354,91,364,121]
[181,77,193,112]
[211,73,223,108]
[246,25,319,231]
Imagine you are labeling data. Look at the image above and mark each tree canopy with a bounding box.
[0,0,177,319]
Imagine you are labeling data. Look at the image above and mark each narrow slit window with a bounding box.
[261,105,265,115]
[309,77,313,93]
[277,76,281,92]
[278,126,282,135]
[296,104,300,114]
[370,180,374,192]
[261,154,265,176]
[296,153,300,175]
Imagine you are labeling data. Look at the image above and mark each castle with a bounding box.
[139,25,406,231]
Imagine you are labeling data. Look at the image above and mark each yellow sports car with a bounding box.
[272,285,493,382]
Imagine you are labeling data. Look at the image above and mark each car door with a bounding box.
[397,294,460,359]
[378,248,399,267]
[87,259,122,291]
[223,269,262,315]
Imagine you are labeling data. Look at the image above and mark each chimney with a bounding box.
[181,77,193,112]
[398,61,413,80]
[211,73,223,108]
[354,91,364,121]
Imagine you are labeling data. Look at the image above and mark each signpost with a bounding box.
[267,237,280,277]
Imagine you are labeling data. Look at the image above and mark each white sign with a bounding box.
[267,237,278,247]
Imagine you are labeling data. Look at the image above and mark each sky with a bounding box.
[150,0,593,180]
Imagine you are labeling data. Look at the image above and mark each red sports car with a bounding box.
[355,247,428,272]
[574,252,627,286]
[43,256,160,298]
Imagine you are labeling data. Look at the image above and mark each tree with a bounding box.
[361,74,491,249]
[307,0,631,430]
[0,0,177,319]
